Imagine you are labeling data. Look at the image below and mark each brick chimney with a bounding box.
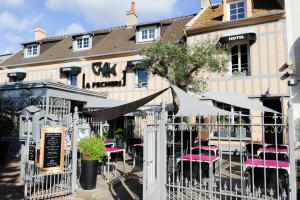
[34,28,46,41]
[126,2,138,27]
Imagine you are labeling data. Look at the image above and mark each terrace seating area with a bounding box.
[166,139,291,199]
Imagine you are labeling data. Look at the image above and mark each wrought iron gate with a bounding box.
[21,107,80,200]
[144,104,297,200]
[143,106,167,200]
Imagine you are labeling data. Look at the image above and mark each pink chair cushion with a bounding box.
[258,148,288,153]
[134,144,144,147]
[182,154,219,161]
[244,159,289,168]
[106,148,124,153]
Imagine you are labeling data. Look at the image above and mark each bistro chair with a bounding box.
[177,161,212,182]
[243,167,289,198]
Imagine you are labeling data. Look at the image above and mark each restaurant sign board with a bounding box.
[40,127,65,173]
[83,62,127,89]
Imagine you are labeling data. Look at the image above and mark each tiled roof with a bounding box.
[191,0,284,29]
[1,15,194,68]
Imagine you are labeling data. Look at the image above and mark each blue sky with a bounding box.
[0,0,220,55]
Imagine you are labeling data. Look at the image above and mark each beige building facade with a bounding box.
[186,0,288,143]
[0,1,290,142]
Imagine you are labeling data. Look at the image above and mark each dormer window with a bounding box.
[142,28,155,40]
[229,0,246,20]
[74,35,92,51]
[138,26,159,42]
[25,44,39,57]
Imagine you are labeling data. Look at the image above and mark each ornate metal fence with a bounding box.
[21,108,81,200]
[144,105,296,200]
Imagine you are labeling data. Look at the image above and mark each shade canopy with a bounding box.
[202,91,279,113]
[84,98,126,109]
[85,88,169,121]
[170,84,233,116]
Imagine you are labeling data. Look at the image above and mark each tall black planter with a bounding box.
[80,160,98,190]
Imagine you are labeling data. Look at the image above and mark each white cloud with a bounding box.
[4,32,23,43]
[0,0,24,7]
[5,45,18,54]
[45,0,178,27]
[57,23,86,35]
[0,11,40,31]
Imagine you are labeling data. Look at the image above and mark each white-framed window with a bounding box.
[24,44,39,57]
[135,69,148,88]
[74,35,92,51]
[215,102,250,139]
[229,42,250,76]
[229,0,246,21]
[138,27,158,42]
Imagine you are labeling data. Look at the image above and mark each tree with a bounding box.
[137,39,228,91]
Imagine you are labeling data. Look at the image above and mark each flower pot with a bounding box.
[80,160,98,190]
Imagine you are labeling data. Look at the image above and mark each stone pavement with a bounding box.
[0,157,23,200]
[0,156,143,200]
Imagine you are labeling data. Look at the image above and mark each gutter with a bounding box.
[0,49,139,69]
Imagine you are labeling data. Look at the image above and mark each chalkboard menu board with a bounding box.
[40,127,65,173]
[28,142,36,162]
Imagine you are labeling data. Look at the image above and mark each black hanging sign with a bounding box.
[40,127,65,173]
[28,142,36,163]
[219,33,256,43]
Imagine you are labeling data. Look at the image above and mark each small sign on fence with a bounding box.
[28,142,36,164]
[40,127,65,173]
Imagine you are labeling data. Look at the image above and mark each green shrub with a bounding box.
[79,137,106,160]
[114,128,124,140]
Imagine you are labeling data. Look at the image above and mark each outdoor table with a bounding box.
[177,154,220,180]
[191,145,219,156]
[105,148,126,181]
[244,158,290,174]
[133,144,144,167]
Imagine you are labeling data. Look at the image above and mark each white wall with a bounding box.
[286,0,300,124]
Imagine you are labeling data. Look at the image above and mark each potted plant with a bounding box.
[114,128,124,147]
[78,137,105,190]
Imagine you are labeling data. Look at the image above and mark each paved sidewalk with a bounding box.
[0,157,23,200]
[0,156,143,200]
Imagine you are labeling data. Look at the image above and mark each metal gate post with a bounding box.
[71,107,79,193]
[288,101,297,200]
[159,103,168,199]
